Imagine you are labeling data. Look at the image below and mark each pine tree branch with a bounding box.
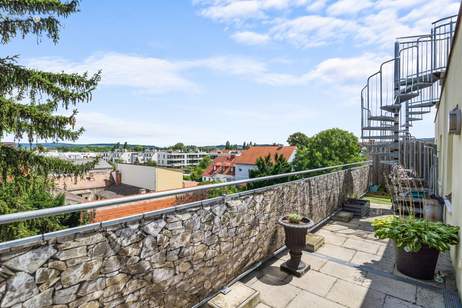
[0,57,101,108]
[0,144,97,181]
[0,15,62,43]
[0,0,78,16]
[0,97,84,142]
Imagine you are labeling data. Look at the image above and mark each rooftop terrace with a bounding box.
[236,202,459,308]
[0,163,459,308]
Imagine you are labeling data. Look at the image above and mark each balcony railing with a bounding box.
[0,160,371,308]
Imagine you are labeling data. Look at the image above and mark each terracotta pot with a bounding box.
[278,216,314,277]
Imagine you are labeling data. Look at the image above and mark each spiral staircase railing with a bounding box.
[361,15,458,191]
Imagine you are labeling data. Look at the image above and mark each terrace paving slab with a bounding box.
[319,260,368,285]
[416,287,445,307]
[280,251,327,271]
[362,273,417,303]
[207,282,260,308]
[315,229,348,246]
[383,295,420,308]
[286,290,345,308]
[289,269,337,297]
[343,238,380,254]
[316,244,356,262]
[326,279,386,308]
[250,280,300,308]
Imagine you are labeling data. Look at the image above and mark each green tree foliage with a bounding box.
[171,142,185,151]
[206,183,241,198]
[292,128,363,171]
[225,141,231,150]
[56,145,113,152]
[189,156,212,182]
[0,175,83,242]
[0,0,100,240]
[287,132,310,147]
[143,160,157,167]
[249,153,291,188]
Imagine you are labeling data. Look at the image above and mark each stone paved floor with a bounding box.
[241,203,460,308]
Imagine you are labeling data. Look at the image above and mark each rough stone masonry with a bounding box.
[0,166,369,308]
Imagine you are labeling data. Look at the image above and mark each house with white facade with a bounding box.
[234,146,297,180]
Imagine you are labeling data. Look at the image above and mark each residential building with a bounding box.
[157,151,209,168]
[234,146,297,180]
[42,151,99,160]
[141,149,158,164]
[116,163,183,192]
[209,149,241,159]
[435,7,462,299]
[202,155,238,182]
[54,159,113,202]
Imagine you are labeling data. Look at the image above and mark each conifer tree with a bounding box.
[0,0,101,240]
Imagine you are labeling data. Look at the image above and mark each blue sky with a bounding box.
[4,0,461,146]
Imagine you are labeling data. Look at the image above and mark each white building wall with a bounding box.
[234,164,257,180]
[117,164,156,190]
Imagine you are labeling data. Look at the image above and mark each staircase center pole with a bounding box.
[393,42,401,163]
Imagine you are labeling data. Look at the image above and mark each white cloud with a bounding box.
[193,0,310,22]
[77,112,174,141]
[306,0,326,12]
[27,52,394,95]
[27,53,199,94]
[231,31,270,45]
[307,53,388,83]
[355,9,419,47]
[199,1,263,21]
[76,111,228,145]
[188,56,311,85]
[194,0,460,49]
[327,0,373,16]
[27,53,317,93]
[270,15,357,47]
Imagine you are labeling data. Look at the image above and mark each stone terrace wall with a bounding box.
[0,166,369,308]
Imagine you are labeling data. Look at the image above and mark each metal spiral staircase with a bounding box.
[361,15,458,189]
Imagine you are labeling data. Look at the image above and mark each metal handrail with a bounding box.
[0,161,371,225]
[432,14,458,25]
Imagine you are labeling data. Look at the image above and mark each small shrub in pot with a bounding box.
[372,216,459,280]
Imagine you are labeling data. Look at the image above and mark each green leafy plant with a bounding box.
[372,216,459,252]
[287,213,303,224]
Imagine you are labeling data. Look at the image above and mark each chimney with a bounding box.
[114,171,122,185]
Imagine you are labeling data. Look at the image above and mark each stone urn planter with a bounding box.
[278,215,314,277]
[395,244,439,280]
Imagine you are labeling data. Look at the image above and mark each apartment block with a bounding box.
[156,151,209,168]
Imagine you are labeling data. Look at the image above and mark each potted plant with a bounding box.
[278,213,314,277]
[372,216,459,280]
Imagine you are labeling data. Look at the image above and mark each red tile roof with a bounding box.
[202,155,237,177]
[234,146,296,165]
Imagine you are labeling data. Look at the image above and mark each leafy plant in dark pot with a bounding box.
[372,216,459,280]
[278,213,314,277]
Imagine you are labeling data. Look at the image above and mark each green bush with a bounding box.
[372,216,459,252]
